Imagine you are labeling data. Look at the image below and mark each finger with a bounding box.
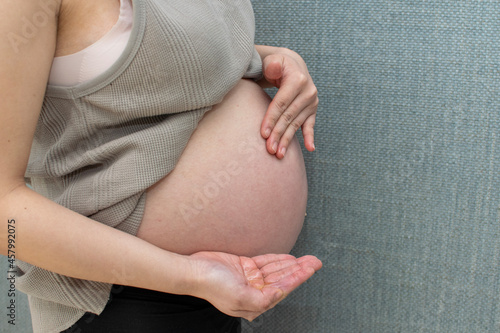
[236,286,284,318]
[260,55,285,142]
[259,258,303,277]
[262,255,322,281]
[263,255,322,286]
[252,254,298,269]
[252,254,322,272]
[266,262,317,293]
[267,87,317,156]
[274,107,314,159]
[261,286,286,309]
[260,78,303,146]
[233,256,322,320]
[263,263,305,284]
[301,113,316,152]
[297,255,323,270]
[229,285,283,319]
[262,56,284,85]
[263,256,322,285]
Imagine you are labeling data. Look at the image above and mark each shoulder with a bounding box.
[1,0,60,55]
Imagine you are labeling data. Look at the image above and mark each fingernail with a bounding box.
[312,143,316,151]
[264,128,271,138]
[272,141,278,153]
[280,147,287,157]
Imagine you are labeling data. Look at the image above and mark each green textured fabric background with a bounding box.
[2,1,500,332]
[245,0,500,332]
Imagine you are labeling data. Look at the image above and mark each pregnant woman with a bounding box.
[0,0,321,332]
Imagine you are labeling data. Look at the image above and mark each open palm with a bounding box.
[190,251,322,321]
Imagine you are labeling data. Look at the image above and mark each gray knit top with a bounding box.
[16,0,262,332]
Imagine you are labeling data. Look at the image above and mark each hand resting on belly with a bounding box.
[137,79,308,256]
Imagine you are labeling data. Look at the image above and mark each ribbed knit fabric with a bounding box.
[17,1,262,332]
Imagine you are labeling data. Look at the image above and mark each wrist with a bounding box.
[179,254,213,300]
[180,252,232,303]
[179,255,205,297]
[151,251,202,296]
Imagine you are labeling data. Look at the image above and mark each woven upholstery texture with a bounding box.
[246,1,500,332]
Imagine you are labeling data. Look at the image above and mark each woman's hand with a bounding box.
[255,45,319,159]
[189,251,322,321]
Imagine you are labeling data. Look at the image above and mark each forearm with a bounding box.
[1,184,195,295]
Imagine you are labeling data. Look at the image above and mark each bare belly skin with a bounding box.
[136,79,308,256]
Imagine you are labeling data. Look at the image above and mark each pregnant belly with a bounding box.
[136,79,308,256]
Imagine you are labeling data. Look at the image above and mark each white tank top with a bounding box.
[49,0,133,86]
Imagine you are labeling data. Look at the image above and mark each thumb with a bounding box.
[263,55,285,85]
[262,287,285,308]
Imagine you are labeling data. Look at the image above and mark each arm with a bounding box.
[0,0,193,296]
[0,2,321,321]
[255,45,319,159]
